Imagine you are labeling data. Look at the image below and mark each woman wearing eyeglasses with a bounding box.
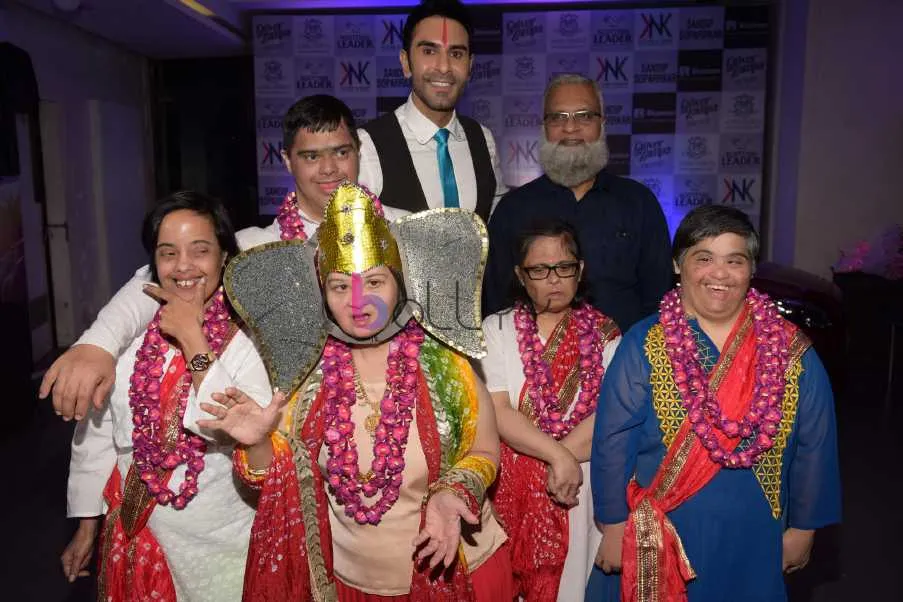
[479,219,621,602]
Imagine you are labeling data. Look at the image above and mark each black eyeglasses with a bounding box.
[543,110,603,127]
[522,261,580,280]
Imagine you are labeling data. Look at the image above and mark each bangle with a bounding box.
[233,445,269,489]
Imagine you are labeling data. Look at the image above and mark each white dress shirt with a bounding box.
[358,94,507,213]
[75,205,409,357]
[67,329,271,600]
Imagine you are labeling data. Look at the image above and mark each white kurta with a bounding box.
[67,329,272,602]
[480,310,620,602]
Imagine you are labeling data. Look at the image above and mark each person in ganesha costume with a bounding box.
[197,182,514,601]
[587,205,841,602]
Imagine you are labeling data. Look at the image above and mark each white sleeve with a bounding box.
[183,331,273,441]
[67,404,116,517]
[357,128,384,197]
[602,335,621,370]
[236,224,281,250]
[74,266,157,357]
[480,314,509,393]
[482,126,508,217]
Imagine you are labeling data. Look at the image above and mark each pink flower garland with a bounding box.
[128,288,231,509]
[276,185,387,242]
[514,301,607,439]
[322,320,425,525]
[659,287,790,468]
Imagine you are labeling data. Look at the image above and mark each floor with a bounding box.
[1,331,900,602]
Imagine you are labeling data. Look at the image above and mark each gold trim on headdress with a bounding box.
[317,183,402,280]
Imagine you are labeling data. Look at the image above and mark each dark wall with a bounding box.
[151,56,262,230]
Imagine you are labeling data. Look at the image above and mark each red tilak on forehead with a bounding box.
[441,17,448,46]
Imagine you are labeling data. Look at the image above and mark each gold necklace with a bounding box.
[353,365,382,440]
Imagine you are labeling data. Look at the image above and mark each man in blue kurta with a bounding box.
[587,205,841,602]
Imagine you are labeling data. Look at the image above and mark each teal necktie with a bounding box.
[433,128,459,208]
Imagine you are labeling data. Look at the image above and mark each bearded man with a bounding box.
[482,74,672,332]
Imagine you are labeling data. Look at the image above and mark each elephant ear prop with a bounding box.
[390,208,488,359]
[224,239,326,397]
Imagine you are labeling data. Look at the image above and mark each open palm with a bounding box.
[198,388,287,446]
[412,491,479,570]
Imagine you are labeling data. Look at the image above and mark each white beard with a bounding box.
[539,129,610,188]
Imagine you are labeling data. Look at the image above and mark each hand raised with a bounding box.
[143,282,206,347]
[39,344,115,421]
[411,490,479,571]
[197,387,289,446]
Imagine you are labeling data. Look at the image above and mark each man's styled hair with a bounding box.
[402,0,474,54]
[282,94,360,152]
[141,191,239,283]
[543,73,604,112]
[672,205,760,268]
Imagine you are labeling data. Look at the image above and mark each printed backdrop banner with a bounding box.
[252,4,770,233]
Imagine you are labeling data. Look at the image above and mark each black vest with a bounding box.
[361,112,496,223]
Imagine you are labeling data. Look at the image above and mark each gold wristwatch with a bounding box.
[187,352,215,372]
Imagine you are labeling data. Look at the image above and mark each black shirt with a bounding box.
[483,171,673,332]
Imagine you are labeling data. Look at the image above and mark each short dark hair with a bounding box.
[282,94,360,152]
[508,218,590,310]
[672,205,760,267]
[402,0,473,54]
[141,191,240,283]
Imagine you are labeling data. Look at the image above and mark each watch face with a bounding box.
[189,353,213,372]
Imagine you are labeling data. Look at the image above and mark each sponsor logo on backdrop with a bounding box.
[516,56,536,79]
[721,176,759,209]
[606,134,631,175]
[678,50,723,91]
[637,12,676,48]
[678,7,725,49]
[677,93,720,132]
[548,11,590,51]
[504,137,542,187]
[263,60,283,83]
[678,134,718,173]
[469,57,502,94]
[591,12,633,51]
[722,92,764,131]
[720,135,762,172]
[256,58,292,95]
[258,138,286,172]
[675,176,716,208]
[559,13,580,37]
[376,57,408,94]
[471,99,493,122]
[504,54,545,92]
[255,19,292,53]
[258,180,293,215]
[603,95,633,134]
[256,102,285,132]
[632,93,676,134]
[294,16,332,54]
[594,55,632,92]
[380,17,405,53]
[296,58,334,92]
[634,53,678,92]
[343,98,376,125]
[547,54,589,81]
[724,6,769,48]
[631,135,675,173]
[504,14,545,51]
[633,175,674,208]
[723,50,767,90]
[338,61,372,94]
[336,18,375,53]
[504,97,543,130]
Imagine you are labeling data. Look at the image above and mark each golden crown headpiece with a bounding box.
[317,182,402,280]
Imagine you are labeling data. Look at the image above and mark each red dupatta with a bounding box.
[620,306,799,602]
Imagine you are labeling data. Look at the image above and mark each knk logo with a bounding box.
[721,177,756,205]
[640,13,672,40]
[260,140,284,167]
[382,18,404,47]
[341,61,371,86]
[596,56,628,82]
[507,140,538,167]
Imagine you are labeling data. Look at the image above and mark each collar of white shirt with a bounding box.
[398,94,465,146]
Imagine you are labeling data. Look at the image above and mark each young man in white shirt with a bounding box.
[357,0,506,222]
[41,95,407,421]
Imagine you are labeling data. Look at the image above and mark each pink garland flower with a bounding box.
[322,320,424,525]
[659,287,790,468]
[128,288,231,509]
[514,301,607,439]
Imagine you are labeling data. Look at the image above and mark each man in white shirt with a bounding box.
[41,95,406,421]
[357,0,506,223]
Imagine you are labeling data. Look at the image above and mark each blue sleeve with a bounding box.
[482,197,516,317]
[591,323,652,524]
[786,348,842,529]
[636,189,673,319]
